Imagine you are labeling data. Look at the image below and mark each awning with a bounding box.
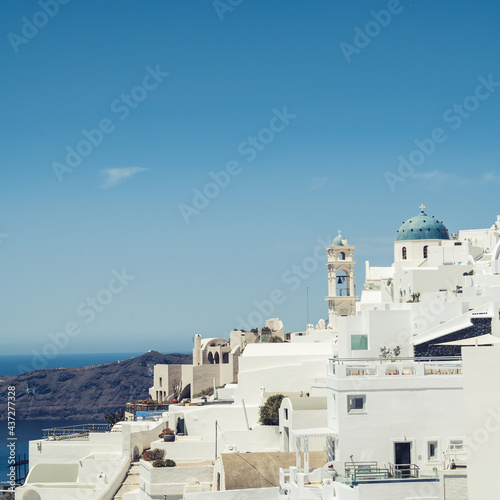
[291,428,337,439]
[436,334,500,346]
[291,428,337,471]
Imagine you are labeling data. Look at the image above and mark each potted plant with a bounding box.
[159,428,175,442]
[142,448,165,461]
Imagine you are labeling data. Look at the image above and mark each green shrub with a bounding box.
[152,459,176,467]
[258,394,285,425]
[193,387,214,398]
[268,335,283,343]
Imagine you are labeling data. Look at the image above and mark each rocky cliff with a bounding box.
[0,351,191,420]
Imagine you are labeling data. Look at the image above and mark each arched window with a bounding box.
[208,352,214,364]
[402,247,407,260]
[214,352,220,364]
[423,245,428,258]
[339,252,346,261]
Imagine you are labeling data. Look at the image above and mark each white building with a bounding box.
[19,207,500,499]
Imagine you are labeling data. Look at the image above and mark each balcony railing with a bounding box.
[279,464,438,494]
[344,461,390,481]
[42,423,111,440]
[329,357,462,377]
[388,463,420,479]
[443,446,467,470]
[125,402,170,414]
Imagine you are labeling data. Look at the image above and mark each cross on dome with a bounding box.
[338,229,342,236]
[419,204,426,212]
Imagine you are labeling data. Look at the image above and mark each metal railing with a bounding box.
[443,447,467,470]
[42,423,110,440]
[344,461,390,482]
[332,356,462,363]
[125,402,170,414]
[389,463,420,478]
[329,357,462,377]
[342,461,424,482]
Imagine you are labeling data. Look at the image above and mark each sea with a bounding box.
[0,352,143,486]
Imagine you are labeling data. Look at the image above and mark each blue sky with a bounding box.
[1,0,500,355]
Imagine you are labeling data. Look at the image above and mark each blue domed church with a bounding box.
[394,204,451,267]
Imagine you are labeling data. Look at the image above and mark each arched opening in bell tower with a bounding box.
[336,271,349,296]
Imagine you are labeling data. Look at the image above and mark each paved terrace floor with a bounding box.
[113,462,140,500]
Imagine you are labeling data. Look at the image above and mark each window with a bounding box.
[449,439,464,451]
[351,335,368,350]
[423,245,429,258]
[339,251,345,261]
[428,441,438,461]
[159,377,162,387]
[347,395,366,413]
[402,247,407,260]
[284,408,288,420]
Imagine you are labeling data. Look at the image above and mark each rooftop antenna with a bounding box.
[306,286,309,326]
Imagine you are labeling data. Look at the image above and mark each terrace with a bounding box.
[279,461,439,498]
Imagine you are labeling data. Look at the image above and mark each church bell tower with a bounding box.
[326,231,357,329]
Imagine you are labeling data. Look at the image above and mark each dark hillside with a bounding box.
[0,351,191,420]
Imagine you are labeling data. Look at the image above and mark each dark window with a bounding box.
[347,395,366,413]
[402,247,407,260]
[423,246,428,258]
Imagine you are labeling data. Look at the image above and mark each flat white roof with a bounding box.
[242,343,332,357]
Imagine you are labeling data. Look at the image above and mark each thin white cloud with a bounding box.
[481,172,500,182]
[411,170,500,190]
[411,170,470,190]
[307,176,328,191]
[99,167,149,189]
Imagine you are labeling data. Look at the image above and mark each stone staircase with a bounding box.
[113,462,140,499]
